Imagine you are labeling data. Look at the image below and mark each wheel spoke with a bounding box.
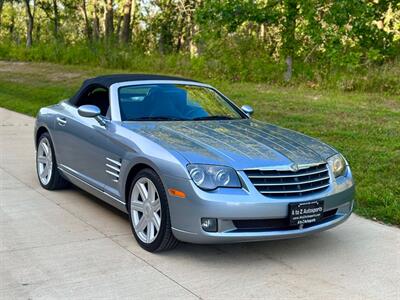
[41,142,49,155]
[147,221,154,242]
[136,216,147,232]
[39,165,46,176]
[151,200,161,214]
[152,212,161,231]
[42,164,50,178]
[148,182,156,202]
[137,182,148,200]
[37,156,47,164]
[131,200,144,212]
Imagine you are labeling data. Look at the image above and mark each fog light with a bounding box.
[201,218,218,232]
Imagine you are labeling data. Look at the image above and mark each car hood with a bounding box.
[122,119,337,170]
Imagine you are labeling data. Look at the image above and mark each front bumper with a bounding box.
[164,167,355,244]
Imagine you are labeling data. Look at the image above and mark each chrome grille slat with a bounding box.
[247,168,327,178]
[259,183,330,194]
[245,164,330,197]
[253,175,330,186]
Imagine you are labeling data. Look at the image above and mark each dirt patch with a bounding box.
[0,61,84,82]
[0,61,52,74]
[383,99,400,113]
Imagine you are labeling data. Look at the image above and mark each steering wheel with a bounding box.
[183,108,208,119]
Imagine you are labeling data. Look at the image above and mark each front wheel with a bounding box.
[36,132,69,190]
[128,168,178,252]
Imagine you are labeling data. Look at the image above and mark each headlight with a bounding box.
[327,154,347,177]
[187,164,241,190]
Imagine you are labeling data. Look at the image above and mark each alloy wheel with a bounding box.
[130,177,162,244]
[37,137,53,185]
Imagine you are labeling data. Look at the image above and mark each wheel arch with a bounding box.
[124,163,157,209]
[35,126,50,149]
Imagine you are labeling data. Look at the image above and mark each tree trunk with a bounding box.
[282,0,298,82]
[120,0,132,43]
[176,31,183,52]
[36,20,41,42]
[259,23,265,41]
[23,0,34,47]
[80,0,92,41]
[189,23,198,58]
[104,0,114,39]
[52,0,59,39]
[9,10,15,37]
[183,0,199,57]
[116,14,122,37]
[284,56,293,82]
[0,0,4,27]
[92,0,100,40]
[159,31,165,54]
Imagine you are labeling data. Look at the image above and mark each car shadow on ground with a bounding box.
[168,231,341,264]
[71,185,130,220]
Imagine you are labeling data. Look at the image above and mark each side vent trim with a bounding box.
[106,157,121,183]
[106,157,122,167]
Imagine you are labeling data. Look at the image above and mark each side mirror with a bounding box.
[241,105,254,117]
[78,105,101,118]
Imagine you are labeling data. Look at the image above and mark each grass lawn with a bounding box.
[0,60,399,226]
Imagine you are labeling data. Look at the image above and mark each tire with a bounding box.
[128,168,179,252]
[36,132,69,190]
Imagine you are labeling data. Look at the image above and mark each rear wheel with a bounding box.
[36,132,69,190]
[128,168,178,252]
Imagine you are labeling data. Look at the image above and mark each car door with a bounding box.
[53,102,111,190]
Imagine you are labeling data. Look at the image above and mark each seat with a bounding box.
[88,90,109,116]
[144,88,188,118]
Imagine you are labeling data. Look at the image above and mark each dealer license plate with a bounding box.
[289,201,324,226]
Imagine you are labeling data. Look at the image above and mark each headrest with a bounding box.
[148,87,187,105]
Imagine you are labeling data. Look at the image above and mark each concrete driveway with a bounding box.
[0,107,399,299]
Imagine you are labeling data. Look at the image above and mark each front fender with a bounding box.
[113,123,190,204]
[34,107,57,149]
[119,154,190,204]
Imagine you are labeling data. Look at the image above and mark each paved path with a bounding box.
[0,108,399,299]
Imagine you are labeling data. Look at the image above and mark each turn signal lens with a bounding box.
[168,188,186,198]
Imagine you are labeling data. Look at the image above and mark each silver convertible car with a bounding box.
[35,74,355,252]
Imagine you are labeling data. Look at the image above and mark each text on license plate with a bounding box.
[289,200,324,226]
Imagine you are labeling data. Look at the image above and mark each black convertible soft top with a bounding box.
[82,74,198,88]
[69,74,199,105]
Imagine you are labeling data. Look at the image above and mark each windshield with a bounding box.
[118,84,244,121]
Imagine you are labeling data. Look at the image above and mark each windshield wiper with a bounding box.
[128,116,186,121]
[192,115,235,121]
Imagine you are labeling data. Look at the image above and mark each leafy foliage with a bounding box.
[0,0,399,73]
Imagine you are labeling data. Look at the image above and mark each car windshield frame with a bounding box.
[116,83,248,122]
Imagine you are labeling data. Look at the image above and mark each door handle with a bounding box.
[57,117,67,126]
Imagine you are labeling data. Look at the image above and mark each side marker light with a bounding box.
[168,188,186,199]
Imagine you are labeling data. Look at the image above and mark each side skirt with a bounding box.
[58,166,128,213]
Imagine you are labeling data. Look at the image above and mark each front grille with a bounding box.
[244,164,330,197]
